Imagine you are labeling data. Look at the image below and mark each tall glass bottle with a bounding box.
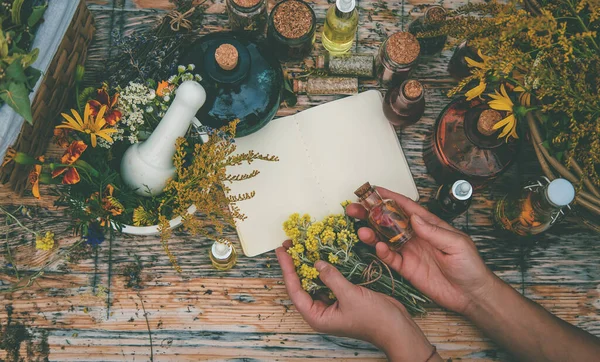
[494,178,575,236]
[322,0,359,54]
[429,180,473,221]
[375,32,421,87]
[383,79,425,128]
[424,98,520,188]
[226,0,268,36]
[355,182,413,250]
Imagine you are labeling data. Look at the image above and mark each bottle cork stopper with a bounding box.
[315,55,326,69]
[425,6,447,23]
[403,80,423,100]
[386,32,420,65]
[215,44,239,71]
[355,182,374,198]
[292,79,305,93]
[477,109,502,136]
[233,0,260,8]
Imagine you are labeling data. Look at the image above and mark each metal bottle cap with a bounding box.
[546,178,575,206]
[451,180,473,201]
[336,0,355,13]
[212,240,233,260]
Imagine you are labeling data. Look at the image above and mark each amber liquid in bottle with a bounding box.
[355,182,413,250]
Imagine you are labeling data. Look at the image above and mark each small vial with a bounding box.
[408,6,448,55]
[375,32,421,87]
[315,53,374,77]
[355,182,413,250]
[383,79,425,128]
[226,0,268,36]
[448,41,480,81]
[429,180,473,221]
[293,77,358,95]
[210,239,238,271]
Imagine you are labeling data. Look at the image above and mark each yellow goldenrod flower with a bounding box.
[36,231,55,251]
[488,84,519,141]
[328,253,339,264]
[56,104,117,147]
[465,79,487,101]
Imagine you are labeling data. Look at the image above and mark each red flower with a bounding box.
[52,141,87,185]
[88,85,122,126]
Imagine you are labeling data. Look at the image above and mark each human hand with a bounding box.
[346,187,498,316]
[276,241,439,361]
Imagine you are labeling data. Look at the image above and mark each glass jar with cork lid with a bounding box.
[375,32,421,87]
[383,79,426,128]
[226,0,268,36]
[267,0,317,61]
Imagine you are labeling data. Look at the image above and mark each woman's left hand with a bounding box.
[276,241,439,361]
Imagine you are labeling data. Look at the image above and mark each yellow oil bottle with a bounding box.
[322,0,359,54]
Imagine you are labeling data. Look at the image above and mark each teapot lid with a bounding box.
[179,32,283,137]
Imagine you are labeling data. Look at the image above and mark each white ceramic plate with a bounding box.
[119,205,197,236]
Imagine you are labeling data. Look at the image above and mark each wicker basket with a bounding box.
[0,0,95,194]
[527,113,600,232]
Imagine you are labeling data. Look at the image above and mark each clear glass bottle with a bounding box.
[408,6,448,55]
[383,79,425,128]
[355,182,413,250]
[494,178,575,236]
[315,53,374,77]
[322,0,359,54]
[375,32,421,87]
[226,0,268,36]
[210,239,238,271]
[267,0,317,61]
[429,180,473,221]
[423,98,520,188]
[293,76,358,95]
[448,41,480,81]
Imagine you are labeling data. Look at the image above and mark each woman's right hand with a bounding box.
[346,187,499,315]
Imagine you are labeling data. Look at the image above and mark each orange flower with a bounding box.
[156,81,172,97]
[53,128,71,148]
[102,184,123,217]
[29,156,45,199]
[52,141,87,185]
[88,85,122,126]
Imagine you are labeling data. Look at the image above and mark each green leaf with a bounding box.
[0,82,34,124]
[28,4,48,28]
[0,31,8,58]
[78,87,97,111]
[11,0,24,25]
[21,48,39,68]
[26,67,42,89]
[556,151,564,162]
[5,60,27,83]
[541,141,550,150]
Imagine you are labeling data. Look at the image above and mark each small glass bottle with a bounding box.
[322,0,359,54]
[315,53,374,77]
[383,79,425,128]
[375,32,421,87]
[293,76,358,95]
[267,0,317,61]
[210,239,238,271]
[448,41,480,81]
[355,182,413,250]
[226,0,268,36]
[408,6,448,55]
[429,180,473,221]
[494,178,575,236]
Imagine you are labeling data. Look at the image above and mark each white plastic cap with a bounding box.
[547,178,575,206]
[451,180,473,201]
[336,0,356,13]
[212,241,232,260]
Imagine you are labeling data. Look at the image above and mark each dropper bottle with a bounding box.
[209,239,238,271]
[322,0,359,54]
[429,180,473,221]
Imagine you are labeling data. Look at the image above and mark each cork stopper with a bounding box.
[424,6,447,24]
[215,44,239,71]
[386,32,420,65]
[315,55,326,69]
[477,109,502,136]
[355,182,375,198]
[403,80,423,100]
[292,79,306,93]
[233,0,260,8]
[273,0,314,39]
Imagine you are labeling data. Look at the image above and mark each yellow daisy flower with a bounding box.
[465,49,492,69]
[488,84,519,141]
[465,79,487,101]
[56,104,117,147]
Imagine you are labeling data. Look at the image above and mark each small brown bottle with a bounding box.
[429,180,473,221]
[355,182,413,250]
[383,79,425,128]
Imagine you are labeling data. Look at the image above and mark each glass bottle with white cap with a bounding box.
[494,177,575,236]
[430,180,473,221]
[322,0,359,54]
[209,239,238,271]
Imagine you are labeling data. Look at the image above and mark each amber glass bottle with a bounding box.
[355,182,413,250]
[408,6,448,55]
[424,98,520,188]
[447,41,480,81]
[429,180,473,221]
[383,79,425,128]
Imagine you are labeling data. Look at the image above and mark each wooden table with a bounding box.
[1,0,599,361]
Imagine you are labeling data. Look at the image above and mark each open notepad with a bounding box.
[226,90,419,257]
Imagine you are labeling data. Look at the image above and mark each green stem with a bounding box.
[567,0,599,50]
[4,217,20,280]
[0,205,38,236]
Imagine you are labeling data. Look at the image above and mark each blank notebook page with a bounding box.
[226,90,419,257]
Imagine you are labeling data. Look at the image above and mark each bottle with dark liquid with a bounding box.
[429,180,473,221]
[383,79,425,128]
[447,41,481,81]
[424,98,520,188]
[494,178,575,236]
[408,6,448,55]
[355,182,413,250]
